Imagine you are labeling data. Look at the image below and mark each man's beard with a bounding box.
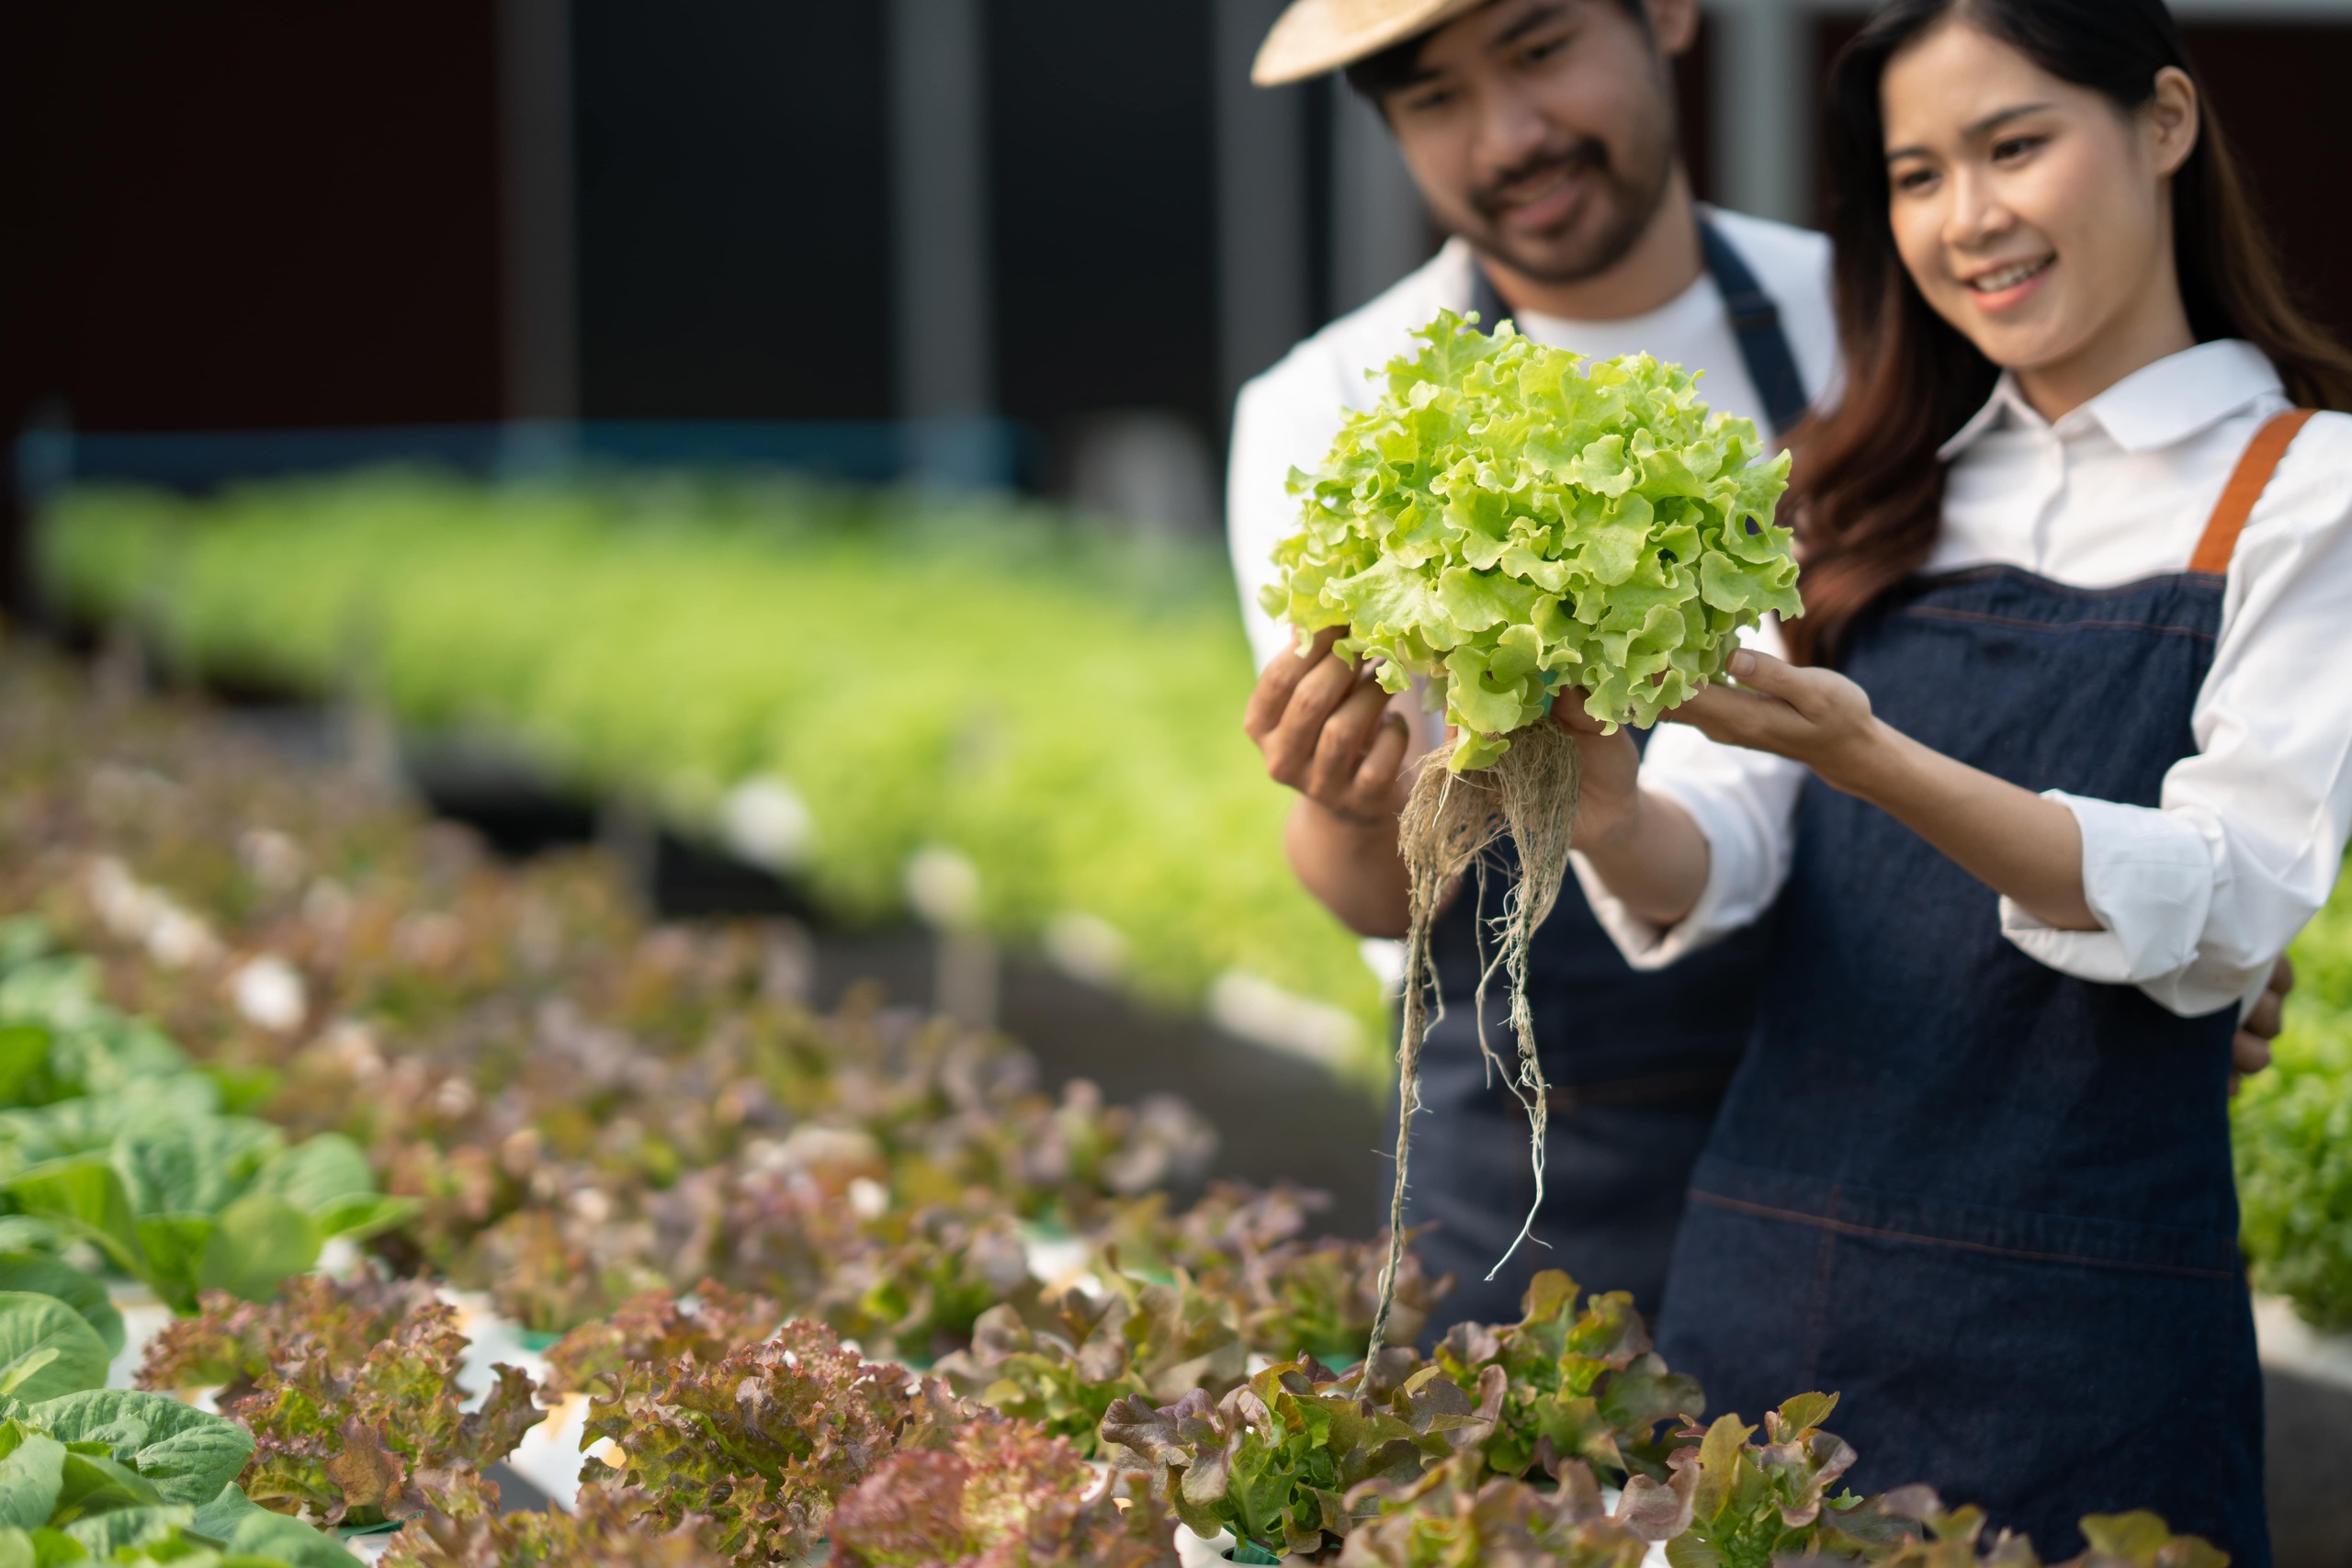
[1464,134,1674,287]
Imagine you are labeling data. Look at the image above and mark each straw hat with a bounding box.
[1251,0,1491,85]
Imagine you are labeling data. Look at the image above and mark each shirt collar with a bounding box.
[1937,339,2284,461]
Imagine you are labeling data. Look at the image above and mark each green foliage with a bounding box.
[1264,311,1798,769]
[938,1272,1246,1458]
[1336,1450,1653,1568]
[580,1318,961,1563]
[1098,1184,1451,1366]
[139,1280,543,1530]
[829,1416,1179,1568]
[0,1329,358,1566]
[1100,1355,1497,1560]
[1432,1269,1701,1485]
[0,1293,112,1404]
[0,933,413,1316]
[2234,862,2352,1328]
[1663,1395,1863,1568]
[40,473,1389,1065]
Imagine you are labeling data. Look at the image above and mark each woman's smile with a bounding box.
[1959,253,2054,311]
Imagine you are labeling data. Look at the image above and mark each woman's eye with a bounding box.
[1992,134,2043,163]
[1520,35,1568,65]
[1892,166,1937,194]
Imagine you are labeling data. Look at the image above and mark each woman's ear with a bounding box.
[2145,65,2200,178]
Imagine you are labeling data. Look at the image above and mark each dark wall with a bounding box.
[571,2,893,420]
[0,1,503,611]
[2186,24,2352,345]
[0,3,503,434]
[988,0,1219,439]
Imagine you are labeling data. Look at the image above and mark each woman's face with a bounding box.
[1880,20,2199,404]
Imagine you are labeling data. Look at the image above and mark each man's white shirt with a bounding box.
[1225,209,1839,670]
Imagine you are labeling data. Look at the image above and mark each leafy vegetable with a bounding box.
[938,1272,1245,1457]
[830,1416,1179,1568]
[163,1288,545,1529]
[581,1318,961,1562]
[1,1119,416,1314]
[136,1274,434,1400]
[0,1292,113,1404]
[0,1263,354,1567]
[380,1487,726,1568]
[540,1280,778,1398]
[42,470,1391,1059]
[1336,1450,1654,1568]
[1430,1269,1700,1484]
[1101,1355,1498,1560]
[2235,867,2352,1327]
[1263,311,1798,768]
[1663,1394,1864,1568]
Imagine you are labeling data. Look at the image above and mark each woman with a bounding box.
[1558,1,2352,1561]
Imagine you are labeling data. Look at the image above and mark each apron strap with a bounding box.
[1695,217,1811,439]
[2188,407,2316,575]
[1464,216,1810,437]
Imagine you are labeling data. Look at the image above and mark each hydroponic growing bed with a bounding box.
[10,518,2352,1561]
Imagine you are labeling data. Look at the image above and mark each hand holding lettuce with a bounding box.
[1261,311,1801,1359]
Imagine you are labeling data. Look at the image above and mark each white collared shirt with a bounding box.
[1580,338,2352,1018]
[1227,212,1838,670]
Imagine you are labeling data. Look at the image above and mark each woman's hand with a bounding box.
[1668,649,1889,790]
[1550,686,1712,928]
[1685,647,2098,931]
[1549,687,1645,849]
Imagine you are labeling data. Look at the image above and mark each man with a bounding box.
[1227,0,2289,1331]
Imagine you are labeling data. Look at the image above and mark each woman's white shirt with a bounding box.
[1574,338,2352,1018]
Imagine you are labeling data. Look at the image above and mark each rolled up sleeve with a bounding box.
[1998,790,2216,989]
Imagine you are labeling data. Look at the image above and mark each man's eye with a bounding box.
[1521,35,1569,64]
[1400,87,1459,114]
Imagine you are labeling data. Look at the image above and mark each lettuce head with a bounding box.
[1261,310,1801,770]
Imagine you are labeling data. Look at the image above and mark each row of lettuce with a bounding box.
[0,642,2274,1563]
[37,472,1388,1072]
[37,469,2352,1333]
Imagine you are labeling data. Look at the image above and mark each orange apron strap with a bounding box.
[2189,408,2316,575]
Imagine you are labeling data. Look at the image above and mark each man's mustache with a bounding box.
[1469,141,1611,219]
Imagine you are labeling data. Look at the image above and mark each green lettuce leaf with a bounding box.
[1267,311,1800,769]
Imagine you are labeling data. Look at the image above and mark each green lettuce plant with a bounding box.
[937,1272,1245,1457]
[1431,1269,1700,1484]
[0,1292,359,1566]
[1263,311,1798,768]
[1336,1450,1654,1568]
[2234,863,2352,1328]
[1100,1355,1499,1561]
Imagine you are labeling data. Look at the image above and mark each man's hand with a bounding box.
[2232,955,2294,1095]
[1243,626,1413,827]
[1244,627,1418,937]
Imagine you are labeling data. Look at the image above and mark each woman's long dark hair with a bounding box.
[1783,0,2352,666]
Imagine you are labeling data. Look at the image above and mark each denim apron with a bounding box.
[1403,228,1803,1329]
[1655,411,2312,1566]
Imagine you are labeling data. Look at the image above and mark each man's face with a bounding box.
[1382,0,1691,285]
